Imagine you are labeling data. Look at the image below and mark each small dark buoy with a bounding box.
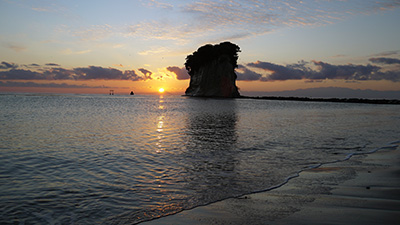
[130,91,134,95]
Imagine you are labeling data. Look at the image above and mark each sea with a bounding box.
[1,93,399,224]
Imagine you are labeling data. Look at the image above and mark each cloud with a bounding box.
[369,57,400,65]
[372,50,400,57]
[0,81,112,89]
[0,69,43,80]
[208,32,255,44]
[123,70,146,81]
[37,0,400,46]
[176,0,400,41]
[23,63,59,69]
[183,1,276,29]
[0,61,18,69]
[236,65,262,81]
[127,20,200,42]
[138,68,153,80]
[166,66,190,80]
[4,43,26,52]
[74,66,145,80]
[55,0,399,45]
[246,60,400,82]
[311,61,381,80]
[45,63,61,66]
[44,68,76,80]
[21,63,59,68]
[28,63,40,67]
[248,61,306,81]
[112,44,124,49]
[138,68,152,76]
[73,66,123,80]
[126,1,277,42]
[73,24,114,41]
[32,7,50,12]
[331,54,347,58]
[29,2,69,14]
[61,49,92,55]
[143,0,173,9]
[138,47,169,55]
[0,63,149,81]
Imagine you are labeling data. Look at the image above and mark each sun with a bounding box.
[158,88,165,93]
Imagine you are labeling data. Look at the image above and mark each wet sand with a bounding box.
[142,145,400,225]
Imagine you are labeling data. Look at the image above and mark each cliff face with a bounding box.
[185,55,240,97]
[184,42,241,98]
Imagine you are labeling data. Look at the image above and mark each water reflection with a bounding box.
[157,116,164,132]
[182,99,240,203]
[156,96,165,153]
[158,95,164,110]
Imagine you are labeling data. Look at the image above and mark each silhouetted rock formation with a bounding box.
[184,42,241,97]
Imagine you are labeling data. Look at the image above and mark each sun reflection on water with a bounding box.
[157,117,164,132]
[156,96,165,153]
[158,96,164,109]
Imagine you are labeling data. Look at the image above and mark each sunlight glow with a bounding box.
[158,88,165,93]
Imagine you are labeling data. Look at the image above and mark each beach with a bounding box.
[143,144,400,225]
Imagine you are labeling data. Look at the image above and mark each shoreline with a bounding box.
[142,142,400,225]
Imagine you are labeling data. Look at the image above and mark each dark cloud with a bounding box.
[138,68,152,75]
[74,66,126,80]
[372,50,400,57]
[123,70,144,81]
[0,61,18,69]
[0,64,148,81]
[248,61,306,81]
[43,68,75,80]
[28,63,40,67]
[45,63,61,66]
[246,60,400,82]
[0,81,111,88]
[311,61,381,80]
[370,70,400,82]
[0,69,44,80]
[369,57,400,65]
[138,68,153,80]
[166,66,189,80]
[236,65,262,81]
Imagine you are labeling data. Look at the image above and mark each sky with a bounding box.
[1,0,400,96]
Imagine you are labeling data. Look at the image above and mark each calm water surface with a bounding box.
[1,94,399,224]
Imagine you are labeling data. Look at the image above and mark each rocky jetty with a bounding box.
[184,42,241,97]
[240,96,400,104]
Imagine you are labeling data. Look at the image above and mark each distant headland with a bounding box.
[240,96,400,105]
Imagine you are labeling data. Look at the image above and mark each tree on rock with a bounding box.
[184,42,241,97]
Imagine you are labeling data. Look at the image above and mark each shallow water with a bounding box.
[1,93,399,224]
